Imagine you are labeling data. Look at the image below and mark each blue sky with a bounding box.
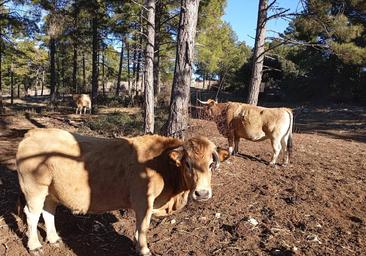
[223,0,303,47]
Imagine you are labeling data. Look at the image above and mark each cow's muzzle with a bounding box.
[192,189,212,201]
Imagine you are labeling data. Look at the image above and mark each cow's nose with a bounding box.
[194,190,210,201]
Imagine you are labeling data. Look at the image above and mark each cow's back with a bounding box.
[17,129,138,213]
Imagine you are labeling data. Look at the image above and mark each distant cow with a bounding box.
[73,94,91,114]
[198,99,293,166]
[16,128,229,255]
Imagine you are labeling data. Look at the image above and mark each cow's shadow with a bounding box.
[235,152,269,165]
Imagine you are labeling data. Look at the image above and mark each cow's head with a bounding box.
[197,99,223,119]
[168,137,229,201]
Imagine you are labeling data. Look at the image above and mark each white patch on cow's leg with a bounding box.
[24,205,43,251]
[270,138,282,167]
[83,107,86,115]
[229,147,234,155]
[43,198,61,244]
[228,136,235,155]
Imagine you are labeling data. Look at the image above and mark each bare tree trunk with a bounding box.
[153,0,162,100]
[18,80,20,98]
[0,41,3,114]
[91,14,99,113]
[82,52,86,92]
[10,62,14,104]
[127,40,131,94]
[247,0,267,105]
[136,9,143,93]
[41,70,45,96]
[144,0,155,134]
[72,42,78,93]
[50,37,57,103]
[102,48,105,96]
[116,38,124,96]
[166,0,200,139]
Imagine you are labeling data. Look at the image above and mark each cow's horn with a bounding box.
[197,99,209,105]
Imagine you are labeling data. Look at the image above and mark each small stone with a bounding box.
[170,219,176,224]
[215,213,221,218]
[247,217,258,226]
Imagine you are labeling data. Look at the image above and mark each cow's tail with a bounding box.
[286,110,294,159]
[15,191,27,224]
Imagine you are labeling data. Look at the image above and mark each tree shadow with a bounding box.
[294,106,366,143]
[24,112,47,128]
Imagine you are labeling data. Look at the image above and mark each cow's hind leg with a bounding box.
[269,138,282,167]
[281,134,290,167]
[43,197,61,245]
[23,186,48,253]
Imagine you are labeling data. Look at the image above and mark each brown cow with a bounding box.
[16,128,229,255]
[198,99,293,166]
[73,94,91,114]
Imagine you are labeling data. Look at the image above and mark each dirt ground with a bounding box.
[0,102,365,256]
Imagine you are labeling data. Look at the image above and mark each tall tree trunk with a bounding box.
[132,32,138,93]
[0,41,3,114]
[166,0,200,138]
[102,48,105,96]
[10,62,14,104]
[18,79,20,98]
[91,14,99,113]
[127,39,131,94]
[136,9,143,93]
[50,37,57,103]
[144,0,155,134]
[72,42,78,93]
[116,38,124,96]
[247,0,267,105]
[41,71,45,96]
[82,52,86,92]
[153,0,162,100]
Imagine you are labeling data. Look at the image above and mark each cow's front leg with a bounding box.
[134,196,154,256]
[234,137,240,154]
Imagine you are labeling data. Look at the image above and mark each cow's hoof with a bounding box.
[30,248,43,256]
[137,247,152,256]
[49,239,63,248]
[269,163,277,168]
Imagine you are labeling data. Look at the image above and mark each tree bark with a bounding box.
[116,38,124,96]
[72,42,78,93]
[136,9,144,93]
[166,0,200,139]
[102,48,105,96]
[41,70,44,96]
[153,0,162,100]
[10,62,14,104]
[144,0,155,134]
[91,14,99,113]
[82,52,86,92]
[50,37,57,103]
[247,0,267,105]
[127,39,131,94]
[0,41,3,114]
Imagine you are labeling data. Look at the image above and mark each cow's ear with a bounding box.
[217,147,230,162]
[168,146,184,167]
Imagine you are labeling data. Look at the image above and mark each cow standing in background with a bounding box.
[16,128,229,255]
[73,94,91,114]
[198,99,293,167]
